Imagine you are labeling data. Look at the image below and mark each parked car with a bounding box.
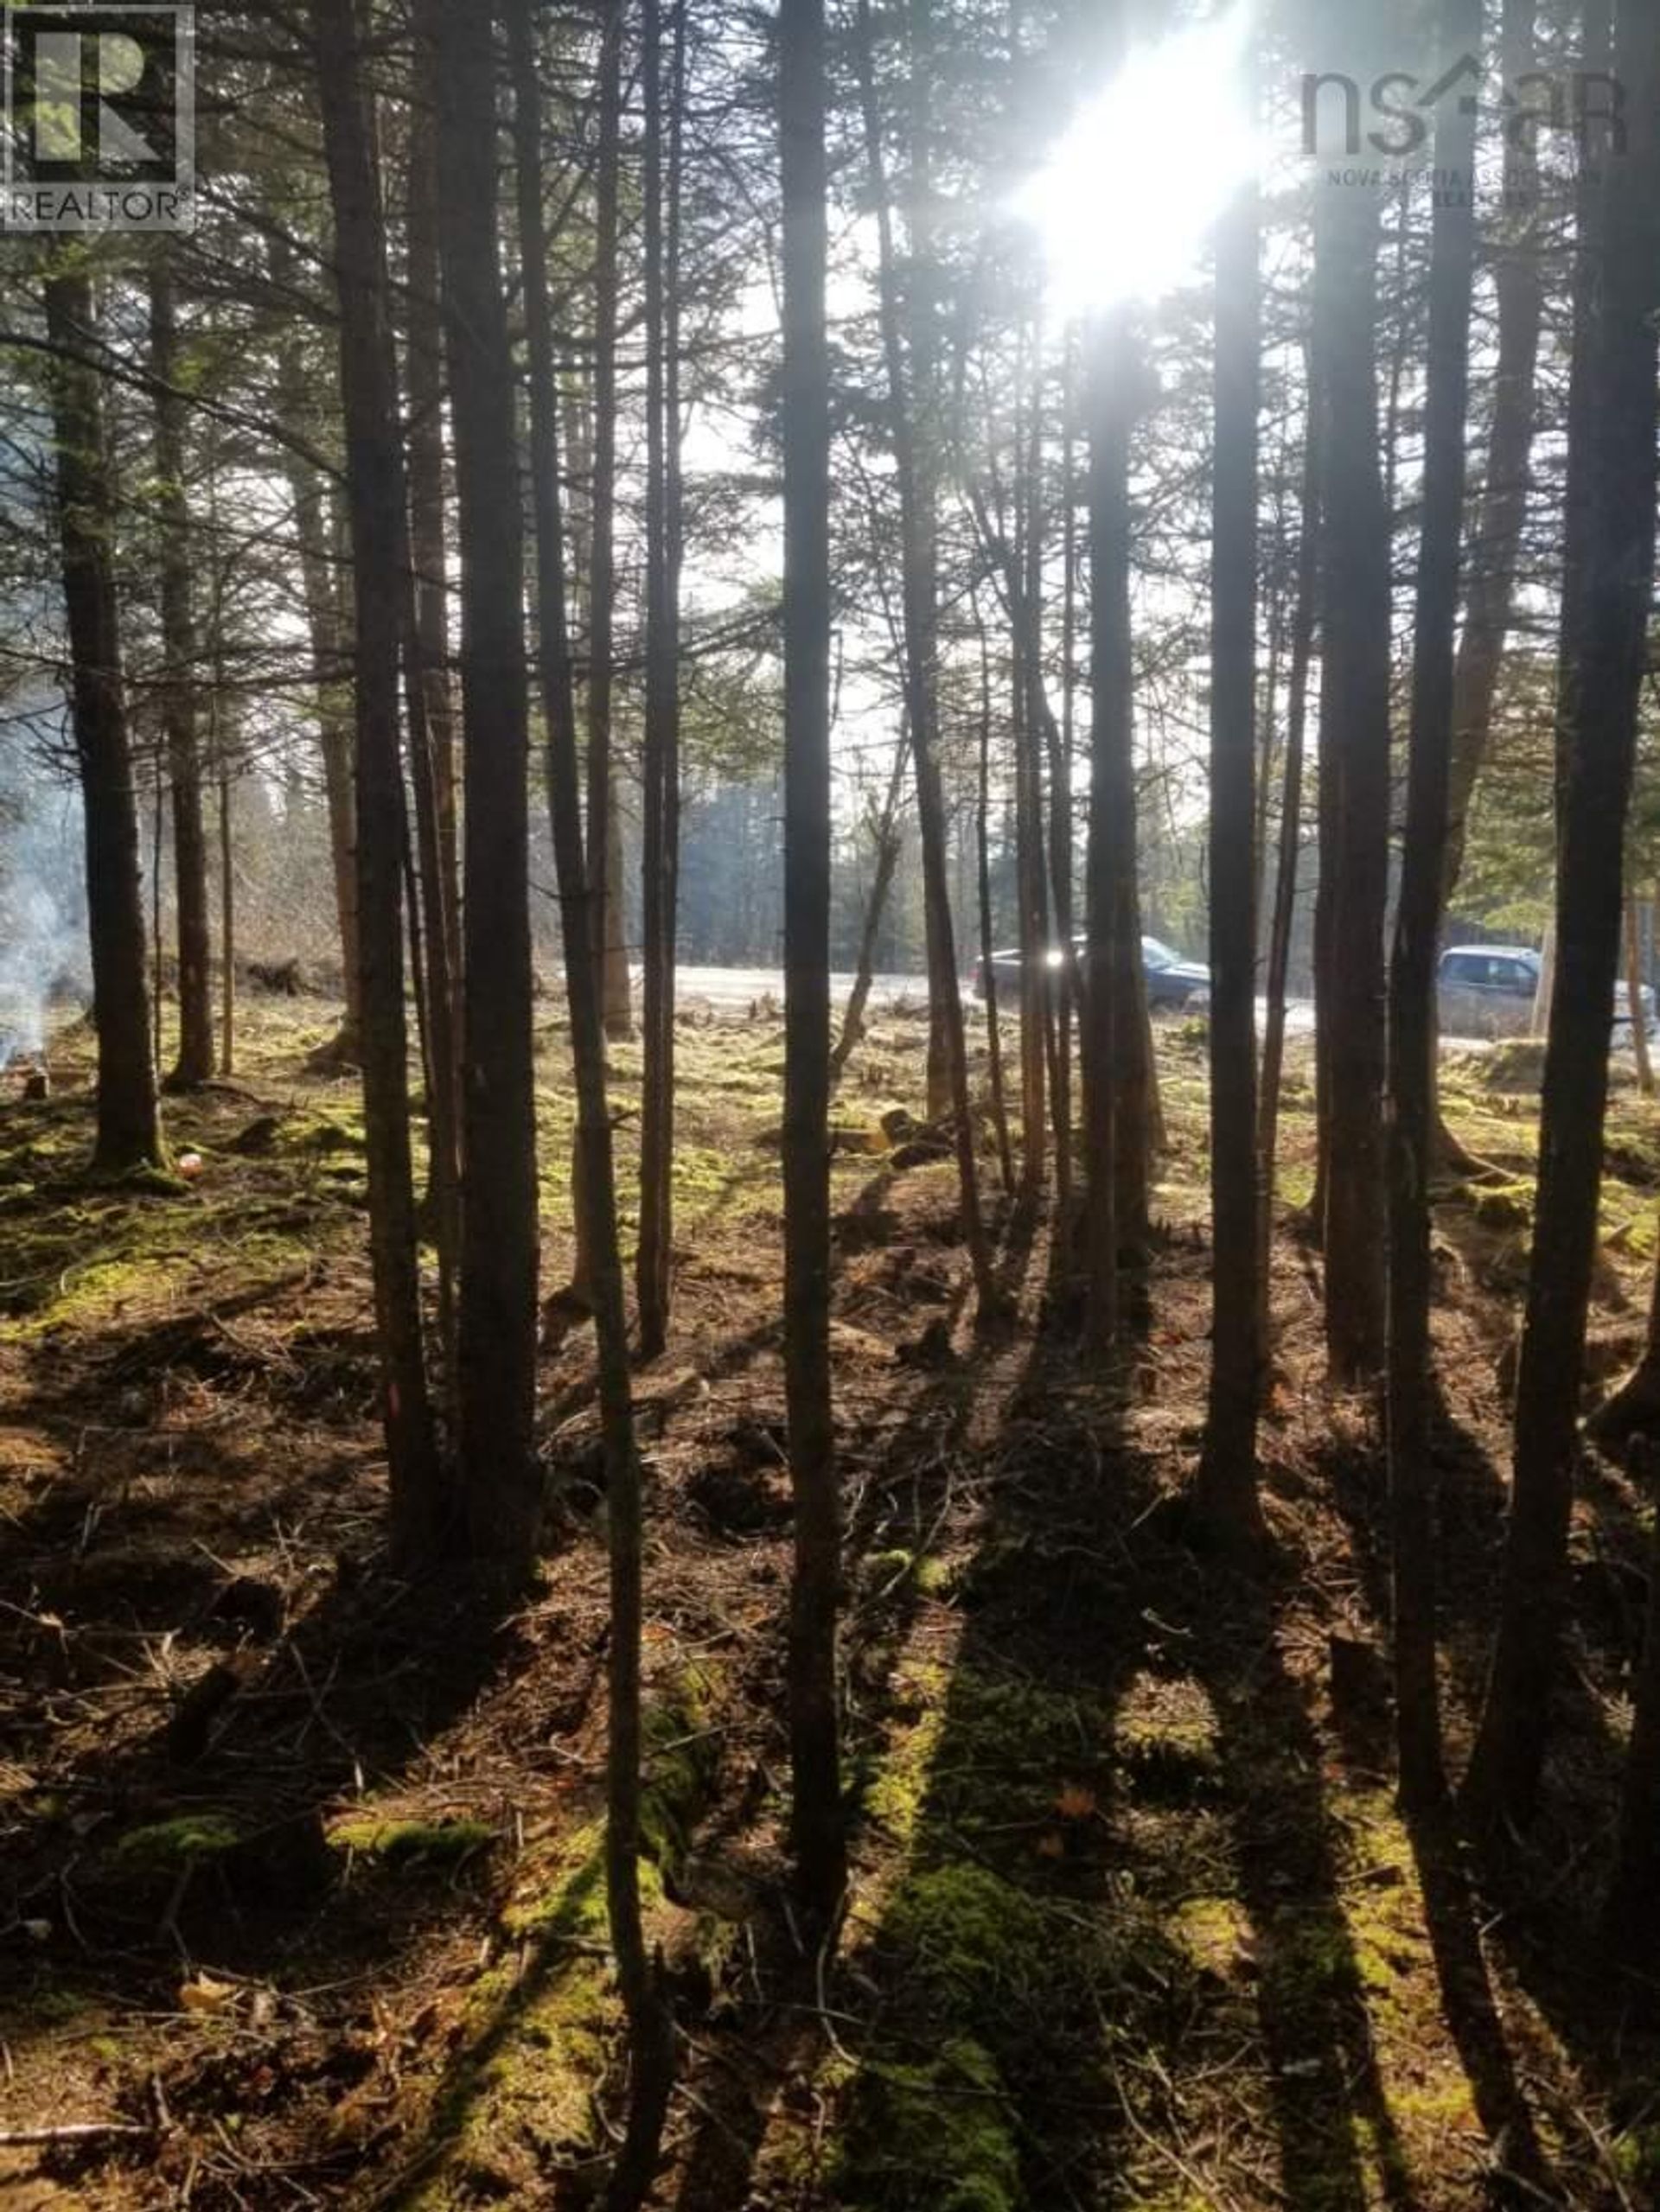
[974,934,1210,1011]
[1438,942,1656,1039]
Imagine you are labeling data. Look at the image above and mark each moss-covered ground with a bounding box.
[2,991,1658,2208]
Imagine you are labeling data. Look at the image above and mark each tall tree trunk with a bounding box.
[1310,142,1391,1386]
[587,0,633,1044]
[1196,143,1265,1548]
[148,256,214,1093]
[1464,0,1660,1839]
[905,0,949,1127]
[1257,412,1318,1329]
[1440,0,1545,913]
[313,0,444,1559]
[637,0,685,1361]
[972,610,1015,1194]
[1081,306,1140,1352]
[781,0,846,1935]
[272,253,362,1068]
[852,0,995,1315]
[427,0,541,1594]
[509,11,673,2196]
[1388,0,1480,1814]
[1051,347,1079,1220]
[43,266,164,1178]
[1012,331,1049,1207]
[1428,0,1548,1171]
[405,55,463,1374]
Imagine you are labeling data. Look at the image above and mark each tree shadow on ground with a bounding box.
[670,1211,1441,2212]
[1314,1377,1656,2203]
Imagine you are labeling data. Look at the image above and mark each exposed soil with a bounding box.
[3,998,1658,2209]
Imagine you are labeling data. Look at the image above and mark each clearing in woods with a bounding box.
[2,991,1658,2209]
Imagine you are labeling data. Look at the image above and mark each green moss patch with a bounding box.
[839,2037,1021,2212]
[114,1814,240,1871]
[328,1815,497,1868]
[409,1670,722,2206]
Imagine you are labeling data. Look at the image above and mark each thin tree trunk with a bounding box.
[906,0,949,1128]
[1439,0,1545,904]
[830,741,907,1085]
[148,257,214,1093]
[973,613,1014,1194]
[1052,346,1079,1220]
[43,265,164,1178]
[1626,891,1653,1095]
[588,0,632,1045]
[405,58,463,1374]
[637,0,685,1361]
[1388,0,1479,1814]
[1464,0,1660,1839]
[1012,329,1049,1208]
[217,744,234,1075]
[1258,411,1318,1329]
[1081,305,1139,1352]
[150,763,164,1074]
[781,0,846,1935]
[1430,0,1547,1169]
[272,253,362,1068]
[508,10,672,2196]
[427,0,541,1595]
[852,0,995,1315]
[1196,141,1265,1549]
[313,0,444,1559]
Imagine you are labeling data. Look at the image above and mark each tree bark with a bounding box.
[781,0,846,1932]
[427,0,541,1595]
[1626,890,1653,1096]
[852,0,995,1315]
[405,55,463,1374]
[636,0,686,1361]
[830,742,907,1087]
[1196,147,1265,1549]
[508,10,673,2196]
[587,0,633,1044]
[972,614,1014,1193]
[272,263,361,1068]
[43,265,164,1178]
[148,255,214,1093]
[1081,306,1140,1353]
[1257,410,1318,1330]
[1387,0,1480,1814]
[1464,0,1660,1839]
[1439,0,1545,915]
[1310,151,1391,1386]
[313,0,444,1559]
[1012,333,1049,1208]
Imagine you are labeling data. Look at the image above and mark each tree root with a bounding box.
[1587,1357,1660,1456]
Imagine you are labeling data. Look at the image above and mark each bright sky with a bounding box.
[1012,5,1258,318]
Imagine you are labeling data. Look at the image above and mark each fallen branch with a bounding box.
[0,2120,154,2149]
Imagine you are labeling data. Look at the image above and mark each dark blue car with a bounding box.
[974,934,1210,1010]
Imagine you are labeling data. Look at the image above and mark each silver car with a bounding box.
[1437,943,1655,1040]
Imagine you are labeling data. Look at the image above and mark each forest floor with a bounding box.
[3,990,1660,2211]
